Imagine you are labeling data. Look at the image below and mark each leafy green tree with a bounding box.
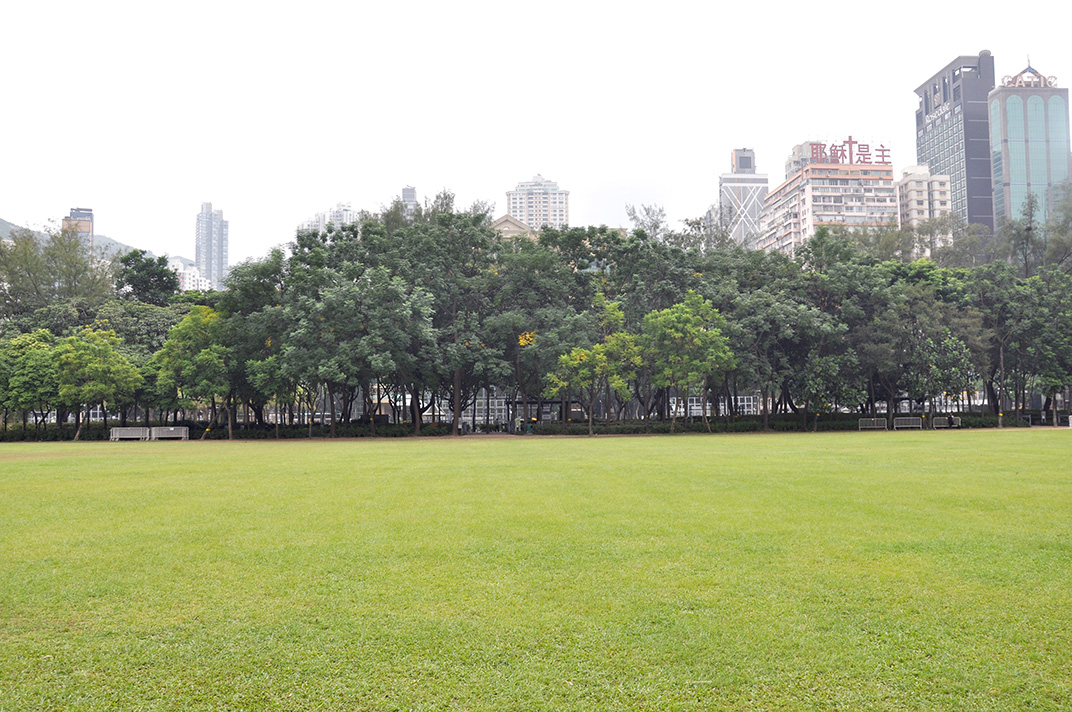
[116,249,180,306]
[54,328,143,440]
[2,330,59,435]
[153,306,232,436]
[246,354,296,438]
[1043,184,1072,272]
[901,330,974,424]
[216,250,288,428]
[546,345,607,435]
[642,291,734,432]
[795,350,862,431]
[850,224,917,263]
[967,262,1020,425]
[0,227,114,317]
[995,192,1045,278]
[723,273,836,430]
[545,330,640,435]
[94,299,189,363]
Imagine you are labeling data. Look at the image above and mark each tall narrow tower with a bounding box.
[195,202,229,290]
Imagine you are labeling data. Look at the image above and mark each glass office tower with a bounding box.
[989,65,1071,225]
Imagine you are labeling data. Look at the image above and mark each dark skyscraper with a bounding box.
[915,51,996,233]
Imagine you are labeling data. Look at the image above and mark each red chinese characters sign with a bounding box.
[810,136,891,166]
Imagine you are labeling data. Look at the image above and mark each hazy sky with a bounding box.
[3,1,1068,265]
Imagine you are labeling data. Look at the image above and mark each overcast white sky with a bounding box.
[2,1,1068,265]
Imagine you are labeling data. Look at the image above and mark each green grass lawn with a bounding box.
[1,430,1071,710]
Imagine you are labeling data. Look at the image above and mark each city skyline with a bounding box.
[2,3,1069,265]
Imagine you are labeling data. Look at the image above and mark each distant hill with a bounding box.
[0,216,39,241]
[0,215,191,264]
[93,232,141,258]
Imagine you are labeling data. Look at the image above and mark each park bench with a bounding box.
[858,418,887,431]
[893,416,923,430]
[150,426,189,441]
[110,427,151,441]
[932,416,962,429]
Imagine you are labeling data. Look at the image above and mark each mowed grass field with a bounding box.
[1,431,1071,711]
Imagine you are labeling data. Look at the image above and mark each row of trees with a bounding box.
[2,186,1072,438]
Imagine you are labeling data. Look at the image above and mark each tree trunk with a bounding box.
[73,405,90,441]
[701,375,711,433]
[761,386,770,431]
[408,382,420,436]
[200,406,222,440]
[453,368,463,436]
[329,384,337,438]
[998,343,1006,428]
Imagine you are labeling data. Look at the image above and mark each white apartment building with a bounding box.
[297,202,360,234]
[168,258,213,292]
[507,174,569,230]
[897,165,953,254]
[758,142,898,255]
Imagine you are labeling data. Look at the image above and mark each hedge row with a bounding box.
[0,412,1041,441]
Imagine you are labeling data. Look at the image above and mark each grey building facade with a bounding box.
[195,202,229,290]
[710,149,768,247]
[915,51,996,233]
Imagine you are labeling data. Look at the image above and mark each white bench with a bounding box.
[150,426,189,441]
[110,427,150,441]
[932,416,961,429]
[858,418,887,431]
[893,417,923,430]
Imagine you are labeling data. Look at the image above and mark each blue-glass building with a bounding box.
[989,65,1071,225]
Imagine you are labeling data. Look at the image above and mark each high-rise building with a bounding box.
[709,149,768,246]
[195,202,229,290]
[914,51,996,233]
[897,165,953,227]
[506,174,569,230]
[402,186,419,221]
[62,207,94,250]
[759,138,897,255]
[897,165,953,255]
[988,64,1071,225]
